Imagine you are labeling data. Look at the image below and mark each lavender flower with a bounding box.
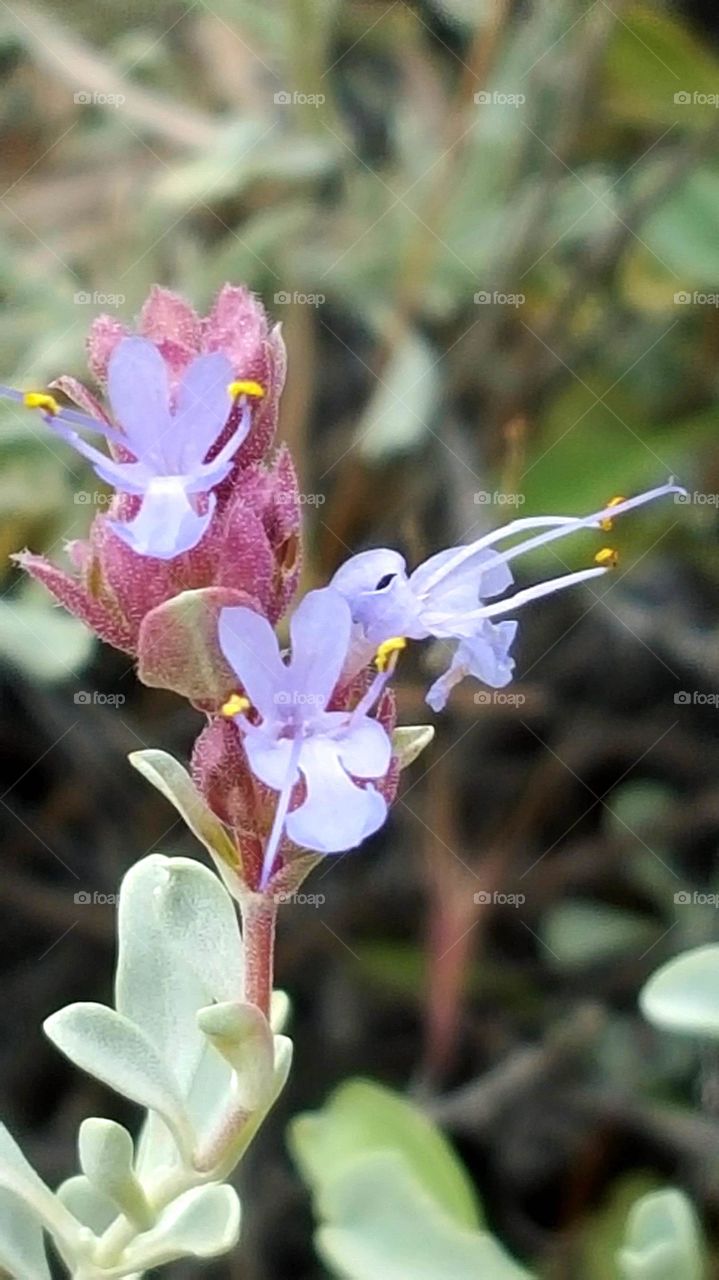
[218,588,393,887]
[331,483,684,711]
[2,336,264,559]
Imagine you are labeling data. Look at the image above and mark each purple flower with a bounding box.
[1,336,260,559]
[218,587,393,887]
[331,483,684,711]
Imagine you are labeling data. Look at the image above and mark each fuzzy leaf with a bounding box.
[153,856,243,1004]
[0,1189,51,1280]
[128,750,240,877]
[55,1176,117,1235]
[78,1119,151,1229]
[44,1004,194,1160]
[115,855,210,1095]
[120,1184,240,1271]
[197,1003,274,1110]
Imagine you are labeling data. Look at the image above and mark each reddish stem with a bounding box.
[240,893,277,1018]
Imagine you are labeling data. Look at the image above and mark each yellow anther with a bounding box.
[221,693,251,717]
[23,392,59,415]
[600,495,625,532]
[595,546,618,568]
[375,636,407,672]
[228,380,265,401]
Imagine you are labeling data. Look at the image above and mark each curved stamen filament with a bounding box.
[437,564,609,625]
[417,483,683,596]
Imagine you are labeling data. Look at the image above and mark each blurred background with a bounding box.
[1,0,719,1275]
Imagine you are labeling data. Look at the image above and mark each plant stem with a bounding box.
[240,892,277,1018]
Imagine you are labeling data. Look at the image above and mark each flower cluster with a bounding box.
[2,283,683,896]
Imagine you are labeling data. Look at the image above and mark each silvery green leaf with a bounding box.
[153,857,243,1004]
[196,1003,274,1110]
[78,1119,151,1230]
[44,1004,194,1161]
[640,945,719,1039]
[55,1176,117,1235]
[0,1126,79,1249]
[315,1151,532,1280]
[617,1188,705,1280]
[0,1188,51,1280]
[128,752,240,887]
[116,855,210,1094]
[120,1184,240,1271]
[391,725,435,770]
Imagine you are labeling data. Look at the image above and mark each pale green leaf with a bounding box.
[618,1188,705,1280]
[44,1004,194,1159]
[290,1078,481,1231]
[640,944,719,1039]
[316,1151,532,1280]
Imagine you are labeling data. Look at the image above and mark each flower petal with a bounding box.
[331,550,421,644]
[109,484,213,560]
[288,738,387,853]
[173,353,235,471]
[218,605,285,715]
[243,727,298,791]
[287,588,352,709]
[426,620,518,712]
[332,548,407,596]
[324,714,392,779]
[411,545,513,616]
[107,337,172,459]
